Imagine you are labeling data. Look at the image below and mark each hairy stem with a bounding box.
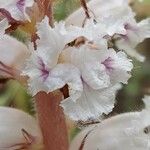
[35,91,69,150]
[37,0,53,26]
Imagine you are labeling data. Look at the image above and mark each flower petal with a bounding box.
[116,38,145,62]
[36,17,68,68]
[82,62,110,90]
[46,64,83,96]
[136,18,150,43]
[109,50,133,84]
[0,19,9,35]
[61,84,121,121]
[22,52,49,95]
[0,35,30,69]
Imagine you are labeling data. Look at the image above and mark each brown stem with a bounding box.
[35,91,69,150]
[80,0,90,19]
[37,0,53,26]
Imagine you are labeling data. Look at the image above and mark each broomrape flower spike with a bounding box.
[0,0,149,149]
[70,96,150,150]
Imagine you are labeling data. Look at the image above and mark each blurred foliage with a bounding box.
[54,0,80,21]
[10,29,29,44]
[0,80,34,115]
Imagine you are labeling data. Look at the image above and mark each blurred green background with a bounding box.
[0,0,150,140]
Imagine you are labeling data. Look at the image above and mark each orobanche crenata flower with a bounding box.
[0,0,34,21]
[66,0,150,62]
[0,107,43,150]
[22,16,132,121]
[70,96,150,150]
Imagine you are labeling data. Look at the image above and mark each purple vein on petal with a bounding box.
[16,0,25,13]
[38,57,49,82]
[102,57,114,72]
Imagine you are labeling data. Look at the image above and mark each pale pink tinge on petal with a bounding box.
[0,107,43,150]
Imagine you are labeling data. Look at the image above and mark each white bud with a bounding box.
[0,107,43,150]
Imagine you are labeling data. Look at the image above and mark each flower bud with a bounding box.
[0,107,43,150]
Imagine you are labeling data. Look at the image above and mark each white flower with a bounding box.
[23,17,133,121]
[70,95,150,150]
[66,0,150,62]
[62,46,133,90]
[0,107,43,150]
[0,34,31,78]
[0,0,34,21]
[22,17,83,96]
[60,40,132,121]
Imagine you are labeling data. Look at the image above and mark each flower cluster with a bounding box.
[67,0,150,62]
[0,0,149,149]
[22,0,150,121]
[0,0,149,122]
[23,15,134,121]
[22,0,150,122]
